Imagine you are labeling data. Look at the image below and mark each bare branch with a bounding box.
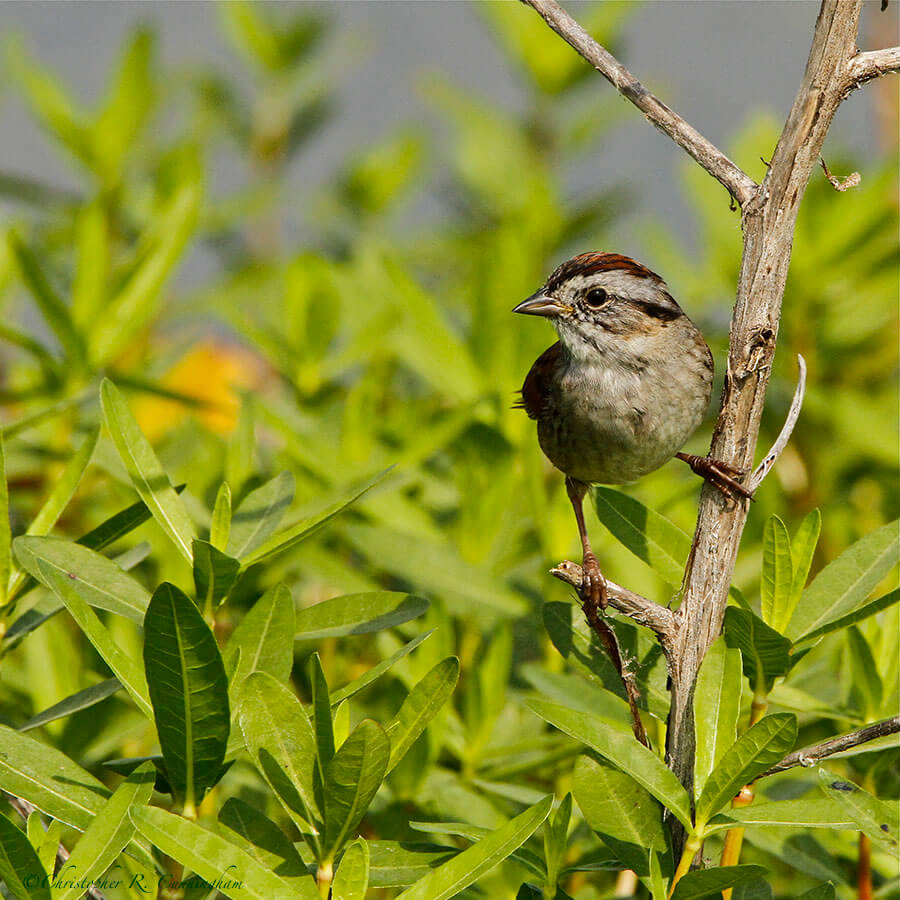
[820,157,861,192]
[846,46,900,90]
[550,560,677,649]
[750,354,807,490]
[758,716,900,778]
[520,0,758,207]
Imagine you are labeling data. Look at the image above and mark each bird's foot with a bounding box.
[676,452,754,501]
[580,551,609,612]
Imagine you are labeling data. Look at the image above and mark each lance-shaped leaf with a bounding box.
[543,793,572,890]
[693,638,743,798]
[760,515,792,632]
[55,761,155,900]
[385,657,459,772]
[226,471,294,560]
[20,677,122,732]
[670,865,768,900]
[321,719,390,861]
[32,559,152,718]
[242,467,392,566]
[706,798,857,834]
[131,806,319,900]
[365,841,457,888]
[695,714,798,830]
[223,583,295,689]
[723,607,791,694]
[14,536,150,622]
[310,652,336,768]
[101,378,196,561]
[218,798,311,894]
[784,509,821,630]
[593,487,690,586]
[395,796,552,900]
[525,698,693,829]
[794,586,899,645]
[192,539,240,608]
[817,769,898,847]
[209,482,232,550]
[787,519,899,642]
[143,582,230,816]
[237,672,322,843]
[0,811,50,900]
[295,591,428,640]
[333,837,370,900]
[574,754,666,851]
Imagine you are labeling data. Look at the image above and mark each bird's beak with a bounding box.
[512,291,569,317]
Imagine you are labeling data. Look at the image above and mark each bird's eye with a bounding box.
[584,288,608,307]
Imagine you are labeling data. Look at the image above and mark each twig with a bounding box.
[757,716,900,778]
[550,561,677,649]
[6,794,107,900]
[520,0,758,208]
[845,46,900,90]
[819,157,861,192]
[749,354,807,491]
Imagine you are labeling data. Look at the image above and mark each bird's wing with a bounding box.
[514,342,561,420]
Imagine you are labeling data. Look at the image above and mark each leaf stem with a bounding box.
[669,834,701,896]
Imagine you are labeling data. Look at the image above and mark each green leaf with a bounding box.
[525,698,693,829]
[55,762,155,900]
[130,806,319,900]
[786,509,821,630]
[28,812,60,880]
[706,798,857,834]
[796,884,836,900]
[787,519,899,642]
[71,200,109,331]
[295,591,428,640]
[226,471,294,560]
[695,714,798,829]
[333,838,370,900]
[223,583,295,689]
[218,798,311,894]
[670,865,768,900]
[592,487,690,586]
[101,379,196,561]
[366,841,457,888]
[817,769,898,847]
[31,558,152,717]
[310,652,336,767]
[24,427,98,540]
[330,631,433,706]
[7,230,85,365]
[760,516,792,632]
[693,638,743,798]
[210,482,232,550]
[544,793,572,890]
[0,434,12,607]
[14,536,150,622]
[91,181,200,365]
[0,812,50,900]
[385,657,459,772]
[321,719,390,861]
[237,672,321,843]
[573,754,666,851]
[845,627,882,718]
[19,677,121,732]
[143,582,230,814]
[794,586,900,645]
[192,539,240,608]
[0,724,109,831]
[394,796,552,900]
[723,607,791,694]
[242,467,392,566]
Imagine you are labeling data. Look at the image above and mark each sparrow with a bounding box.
[515,251,750,611]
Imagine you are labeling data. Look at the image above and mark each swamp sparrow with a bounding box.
[515,252,750,611]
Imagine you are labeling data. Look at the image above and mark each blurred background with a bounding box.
[0,2,897,896]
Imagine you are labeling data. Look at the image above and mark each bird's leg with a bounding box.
[676,452,754,501]
[565,477,608,611]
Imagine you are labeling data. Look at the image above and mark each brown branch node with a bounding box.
[820,157,861,191]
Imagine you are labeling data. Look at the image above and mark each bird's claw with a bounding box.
[676,452,754,501]
[580,552,609,611]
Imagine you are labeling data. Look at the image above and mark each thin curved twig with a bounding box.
[749,354,807,491]
[758,716,900,778]
[520,0,758,207]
